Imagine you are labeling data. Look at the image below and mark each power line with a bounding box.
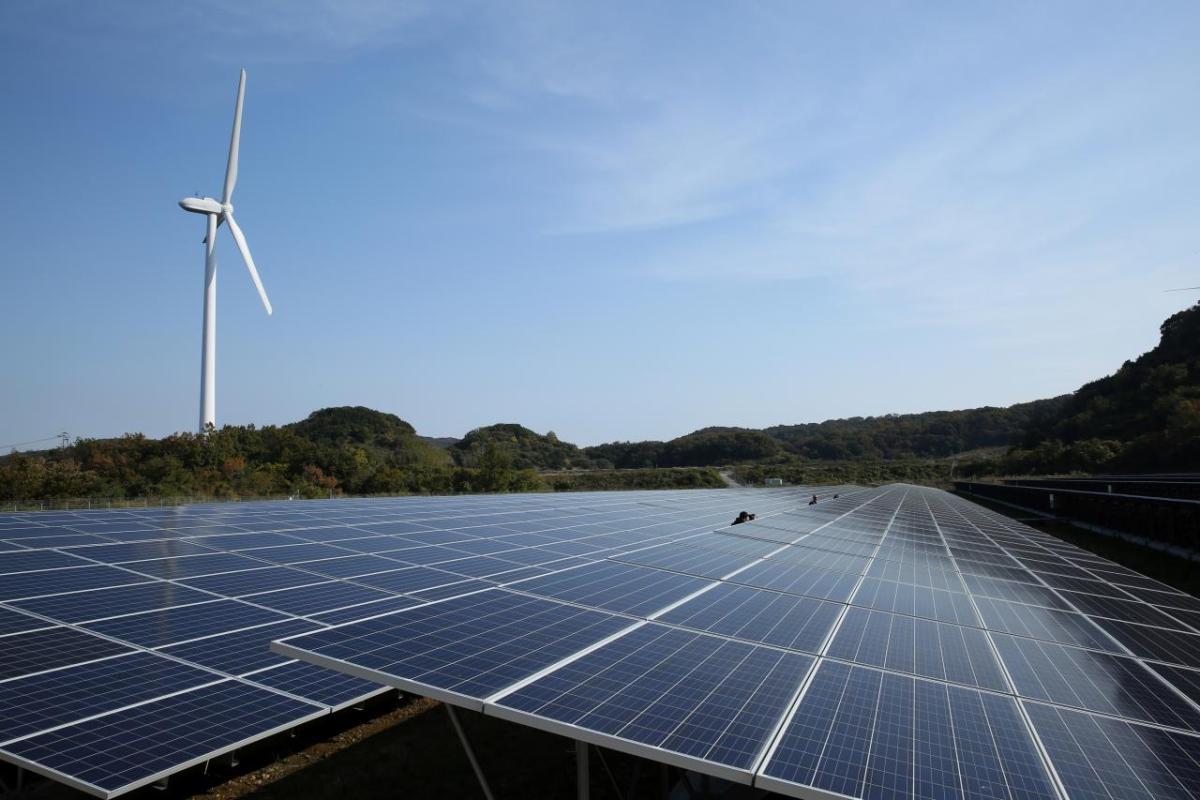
[1,435,67,451]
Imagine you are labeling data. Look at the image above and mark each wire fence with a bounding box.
[1,491,351,513]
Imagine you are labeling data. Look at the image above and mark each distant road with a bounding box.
[718,470,740,487]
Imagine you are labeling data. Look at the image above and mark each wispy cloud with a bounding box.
[434,5,1198,337]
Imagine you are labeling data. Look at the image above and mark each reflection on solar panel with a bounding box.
[0,486,831,796]
[277,484,1200,799]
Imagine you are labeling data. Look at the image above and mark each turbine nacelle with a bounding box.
[179,197,224,215]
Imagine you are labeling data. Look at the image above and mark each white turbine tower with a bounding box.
[178,69,272,433]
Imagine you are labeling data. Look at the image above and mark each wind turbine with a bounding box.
[178,69,272,433]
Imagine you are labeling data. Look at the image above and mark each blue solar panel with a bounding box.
[656,582,841,653]
[758,661,1058,800]
[764,545,870,573]
[973,595,1125,652]
[160,619,321,675]
[352,564,474,594]
[0,652,218,744]
[727,561,860,601]
[247,660,386,710]
[0,627,133,680]
[244,581,394,616]
[827,606,1009,691]
[496,624,813,774]
[851,577,981,626]
[510,560,712,616]
[1061,589,1187,627]
[0,681,324,796]
[1026,701,1200,800]
[0,565,152,601]
[1090,617,1200,668]
[82,600,292,648]
[610,543,757,579]
[179,565,326,594]
[993,629,1200,731]
[1147,662,1200,708]
[67,540,216,563]
[122,552,265,579]
[0,550,94,573]
[866,558,964,591]
[0,606,55,636]
[273,588,633,702]
[6,484,1200,799]
[12,581,214,623]
[310,595,424,624]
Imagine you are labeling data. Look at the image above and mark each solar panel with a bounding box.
[765,660,1061,799]
[277,484,1200,799]
[1,681,325,797]
[0,487,821,795]
[8,483,1200,798]
[494,624,813,778]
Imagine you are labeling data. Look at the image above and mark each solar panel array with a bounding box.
[0,487,834,797]
[277,485,1200,800]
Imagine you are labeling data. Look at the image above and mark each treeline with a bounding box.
[5,303,1198,502]
[588,303,1200,477]
[582,404,1068,469]
[734,460,964,487]
[1004,303,1200,473]
[0,409,694,502]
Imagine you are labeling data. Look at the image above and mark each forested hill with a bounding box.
[762,398,1066,460]
[4,303,1197,502]
[1006,302,1200,472]
[580,402,1067,467]
[585,302,1200,473]
[449,424,591,470]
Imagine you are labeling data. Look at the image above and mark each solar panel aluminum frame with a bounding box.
[0,690,329,800]
[244,667,393,714]
[270,637,490,713]
[485,694,767,785]
[754,770,868,800]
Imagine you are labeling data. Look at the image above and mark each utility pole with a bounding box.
[59,431,70,450]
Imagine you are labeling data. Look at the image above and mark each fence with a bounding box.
[955,480,1200,553]
[1,491,347,513]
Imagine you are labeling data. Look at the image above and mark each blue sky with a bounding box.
[1,2,1197,448]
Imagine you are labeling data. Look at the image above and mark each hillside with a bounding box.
[4,303,1197,502]
[582,402,1063,467]
[1001,302,1200,473]
[450,424,590,470]
[583,303,1200,474]
[763,398,1066,460]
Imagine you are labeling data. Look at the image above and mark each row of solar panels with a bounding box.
[274,486,1200,800]
[0,486,838,797]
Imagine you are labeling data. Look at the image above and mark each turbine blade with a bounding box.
[1166,286,1200,292]
[222,69,246,204]
[224,213,272,315]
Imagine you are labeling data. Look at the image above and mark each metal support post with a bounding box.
[444,705,495,800]
[577,739,590,800]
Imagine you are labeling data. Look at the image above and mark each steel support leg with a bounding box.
[577,740,590,800]
[445,705,495,800]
